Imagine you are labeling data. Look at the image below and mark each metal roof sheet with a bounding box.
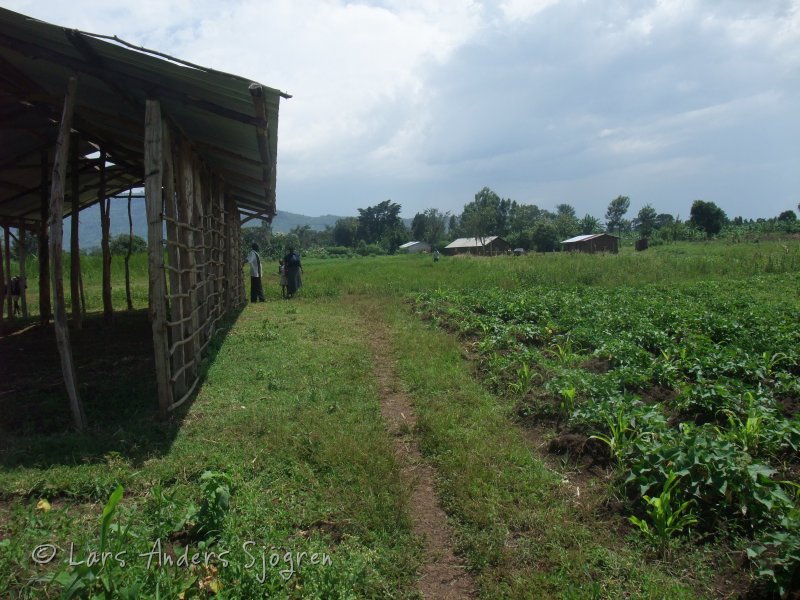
[561,233,619,244]
[0,7,288,226]
[445,236,500,249]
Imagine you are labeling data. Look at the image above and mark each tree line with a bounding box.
[242,189,799,258]
[7,192,794,262]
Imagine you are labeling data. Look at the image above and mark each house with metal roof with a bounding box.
[444,236,511,255]
[560,233,620,253]
[0,7,289,429]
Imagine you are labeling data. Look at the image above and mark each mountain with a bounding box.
[266,211,344,232]
[61,199,348,249]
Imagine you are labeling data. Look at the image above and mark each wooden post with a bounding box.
[3,225,11,319]
[124,188,134,310]
[48,76,87,432]
[79,271,86,315]
[144,99,172,418]
[70,134,82,328]
[19,228,28,317]
[0,227,4,332]
[99,150,113,322]
[162,125,186,396]
[39,150,51,325]
[178,139,199,384]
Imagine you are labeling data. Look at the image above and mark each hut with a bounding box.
[398,241,431,254]
[444,236,511,256]
[0,7,289,429]
[560,233,620,254]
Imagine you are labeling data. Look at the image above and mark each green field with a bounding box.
[1,240,798,598]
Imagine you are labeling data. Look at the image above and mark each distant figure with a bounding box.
[246,243,265,302]
[433,249,440,262]
[4,276,24,316]
[10,276,22,316]
[283,246,303,299]
[278,259,288,299]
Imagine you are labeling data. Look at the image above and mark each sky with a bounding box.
[5,0,799,220]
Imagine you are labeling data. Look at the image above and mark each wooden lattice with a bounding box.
[145,99,246,416]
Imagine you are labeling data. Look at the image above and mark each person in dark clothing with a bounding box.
[283,246,303,298]
[246,243,265,302]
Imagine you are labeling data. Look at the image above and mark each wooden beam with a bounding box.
[4,225,11,319]
[99,149,113,322]
[0,226,4,332]
[19,228,28,318]
[48,76,87,432]
[70,133,82,328]
[144,99,172,418]
[39,150,51,325]
[124,188,134,311]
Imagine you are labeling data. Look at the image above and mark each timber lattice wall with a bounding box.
[145,99,245,416]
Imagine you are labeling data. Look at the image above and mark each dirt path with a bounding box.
[357,300,477,599]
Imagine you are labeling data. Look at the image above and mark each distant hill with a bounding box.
[62,199,349,249]
[64,197,148,250]
[268,211,344,232]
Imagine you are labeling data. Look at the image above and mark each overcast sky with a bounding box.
[6,0,799,220]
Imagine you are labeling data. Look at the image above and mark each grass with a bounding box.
[1,238,798,598]
[1,300,420,598]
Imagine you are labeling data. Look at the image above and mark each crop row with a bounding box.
[413,277,800,595]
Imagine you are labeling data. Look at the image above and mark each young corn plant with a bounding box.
[629,472,698,559]
[559,387,577,417]
[510,362,538,397]
[589,407,643,463]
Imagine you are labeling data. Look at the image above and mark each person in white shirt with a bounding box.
[246,243,265,302]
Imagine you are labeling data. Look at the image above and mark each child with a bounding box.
[278,259,288,299]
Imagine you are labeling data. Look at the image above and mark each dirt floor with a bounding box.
[0,311,156,435]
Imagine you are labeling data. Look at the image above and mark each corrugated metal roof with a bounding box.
[399,241,428,248]
[0,7,288,226]
[561,233,618,244]
[445,236,500,249]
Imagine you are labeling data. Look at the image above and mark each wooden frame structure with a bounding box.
[0,7,288,426]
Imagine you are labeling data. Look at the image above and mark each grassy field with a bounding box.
[1,239,798,598]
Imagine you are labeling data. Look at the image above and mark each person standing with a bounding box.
[283,246,303,299]
[246,243,265,302]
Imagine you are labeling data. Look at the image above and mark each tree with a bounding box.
[777,210,796,222]
[332,217,359,247]
[579,214,602,234]
[554,211,579,240]
[357,200,402,244]
[109,233,147,255]
[605,195,630,236]
[689,200,727,237]
[459,187,512,239]
[410,212,427,240]
[448,214,458,235]
[655,213,675,229]
[555,203,576,218]
[636,204,658,239]
[531,219,559,252]
[422,208,448,248]
[508,203,542,237]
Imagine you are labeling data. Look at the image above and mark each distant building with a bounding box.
[561,233,620,254]
[398,241,431,253]
[444,236,511,256]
